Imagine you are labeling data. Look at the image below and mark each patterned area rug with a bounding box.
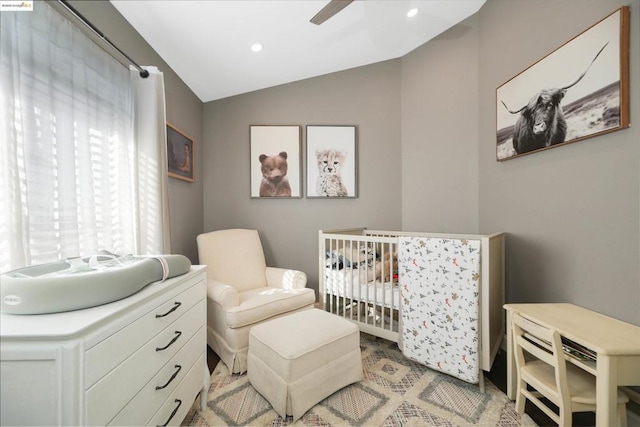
[182,334,536,426]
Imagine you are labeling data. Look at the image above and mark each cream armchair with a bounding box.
[197,229,315,373]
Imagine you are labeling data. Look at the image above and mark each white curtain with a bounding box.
[132,66,171,255]
[0,2,169,273]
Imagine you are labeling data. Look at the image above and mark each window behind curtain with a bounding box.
[0,2,137,272]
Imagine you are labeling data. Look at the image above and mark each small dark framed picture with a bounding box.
[250,125,302,198]
[306,125,357,198]
[167,123,194,182]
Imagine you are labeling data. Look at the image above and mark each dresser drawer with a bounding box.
[0,266,207,427]
[148,353,207,427]
[107,326,205,426]
[85,279,204,388]
[86,299,205,426]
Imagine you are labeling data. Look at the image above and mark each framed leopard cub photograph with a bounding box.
[306,125,357,199]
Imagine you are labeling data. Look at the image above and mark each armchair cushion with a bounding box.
[265,267,307,289]
[197,229,268,292]
[207,279,240,309]
[226,287,315,329]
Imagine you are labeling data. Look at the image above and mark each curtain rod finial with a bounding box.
[139,69,150,78]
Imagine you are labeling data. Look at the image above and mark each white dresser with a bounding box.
[0,265,208,426]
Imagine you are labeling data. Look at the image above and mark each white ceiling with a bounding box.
[110,0,485,103]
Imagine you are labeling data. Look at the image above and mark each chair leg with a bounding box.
[559,407,572,427]
[515,380,526,415]
[617,402,627,427]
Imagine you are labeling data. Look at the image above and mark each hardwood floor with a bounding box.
[206,345,596,426]
[206,344,219,374]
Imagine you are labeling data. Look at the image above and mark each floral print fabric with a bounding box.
[398,237,481,384]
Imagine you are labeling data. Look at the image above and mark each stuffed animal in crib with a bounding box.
[259,152,291,197]
[336,245,374,268]
[315,149,348,197]
[334,246,397,283]
[376,251,398,283]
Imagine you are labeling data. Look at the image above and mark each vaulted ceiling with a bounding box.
[111,1,485,102]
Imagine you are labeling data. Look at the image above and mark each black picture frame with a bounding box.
[306,125,358,198]
[250,125,302,198]
[167,123,194,182]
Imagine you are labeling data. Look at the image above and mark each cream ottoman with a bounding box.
[247,308,363,421]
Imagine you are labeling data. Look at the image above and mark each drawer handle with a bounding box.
[155,302,182,318]
[156,331,182,351]
[155,364,182,390]
[157,399,182,427]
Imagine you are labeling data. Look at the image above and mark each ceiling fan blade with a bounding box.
[310,0,354,25]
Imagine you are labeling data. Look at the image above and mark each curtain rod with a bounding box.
[56,0,149,78]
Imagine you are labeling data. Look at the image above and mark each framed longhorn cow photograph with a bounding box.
[496,6,629,161]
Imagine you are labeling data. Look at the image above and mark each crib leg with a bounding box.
[479,371,485,393]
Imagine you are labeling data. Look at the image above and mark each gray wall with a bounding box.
[401,14,480,233]
[477,0,639,325]
[203,0,640,325]
[69,0,639,325]
[68,0,204,263]
[202,61,403,293]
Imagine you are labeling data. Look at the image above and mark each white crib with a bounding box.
[318,228,505,386]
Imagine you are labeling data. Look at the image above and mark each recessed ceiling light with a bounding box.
[407,8,418,18]
[251,43,263,52]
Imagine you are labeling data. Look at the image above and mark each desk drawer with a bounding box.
[108,326,205,426]
[86,280,204,387]
[148,353,207,427]
[86,299,205,426]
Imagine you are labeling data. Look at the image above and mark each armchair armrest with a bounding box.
[207,278,240,309]
[266,267,307,289]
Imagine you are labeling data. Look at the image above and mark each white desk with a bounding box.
[504,303,640,427]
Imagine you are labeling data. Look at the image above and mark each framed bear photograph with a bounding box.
[250,125,302,198]
[306,125,358,198]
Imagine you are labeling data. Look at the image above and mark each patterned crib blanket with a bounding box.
[398,237,481,384]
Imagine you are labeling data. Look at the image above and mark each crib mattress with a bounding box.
[324,268,400,310]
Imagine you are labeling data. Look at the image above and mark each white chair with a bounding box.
[511,312,628,426]
[197,229,315,374]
